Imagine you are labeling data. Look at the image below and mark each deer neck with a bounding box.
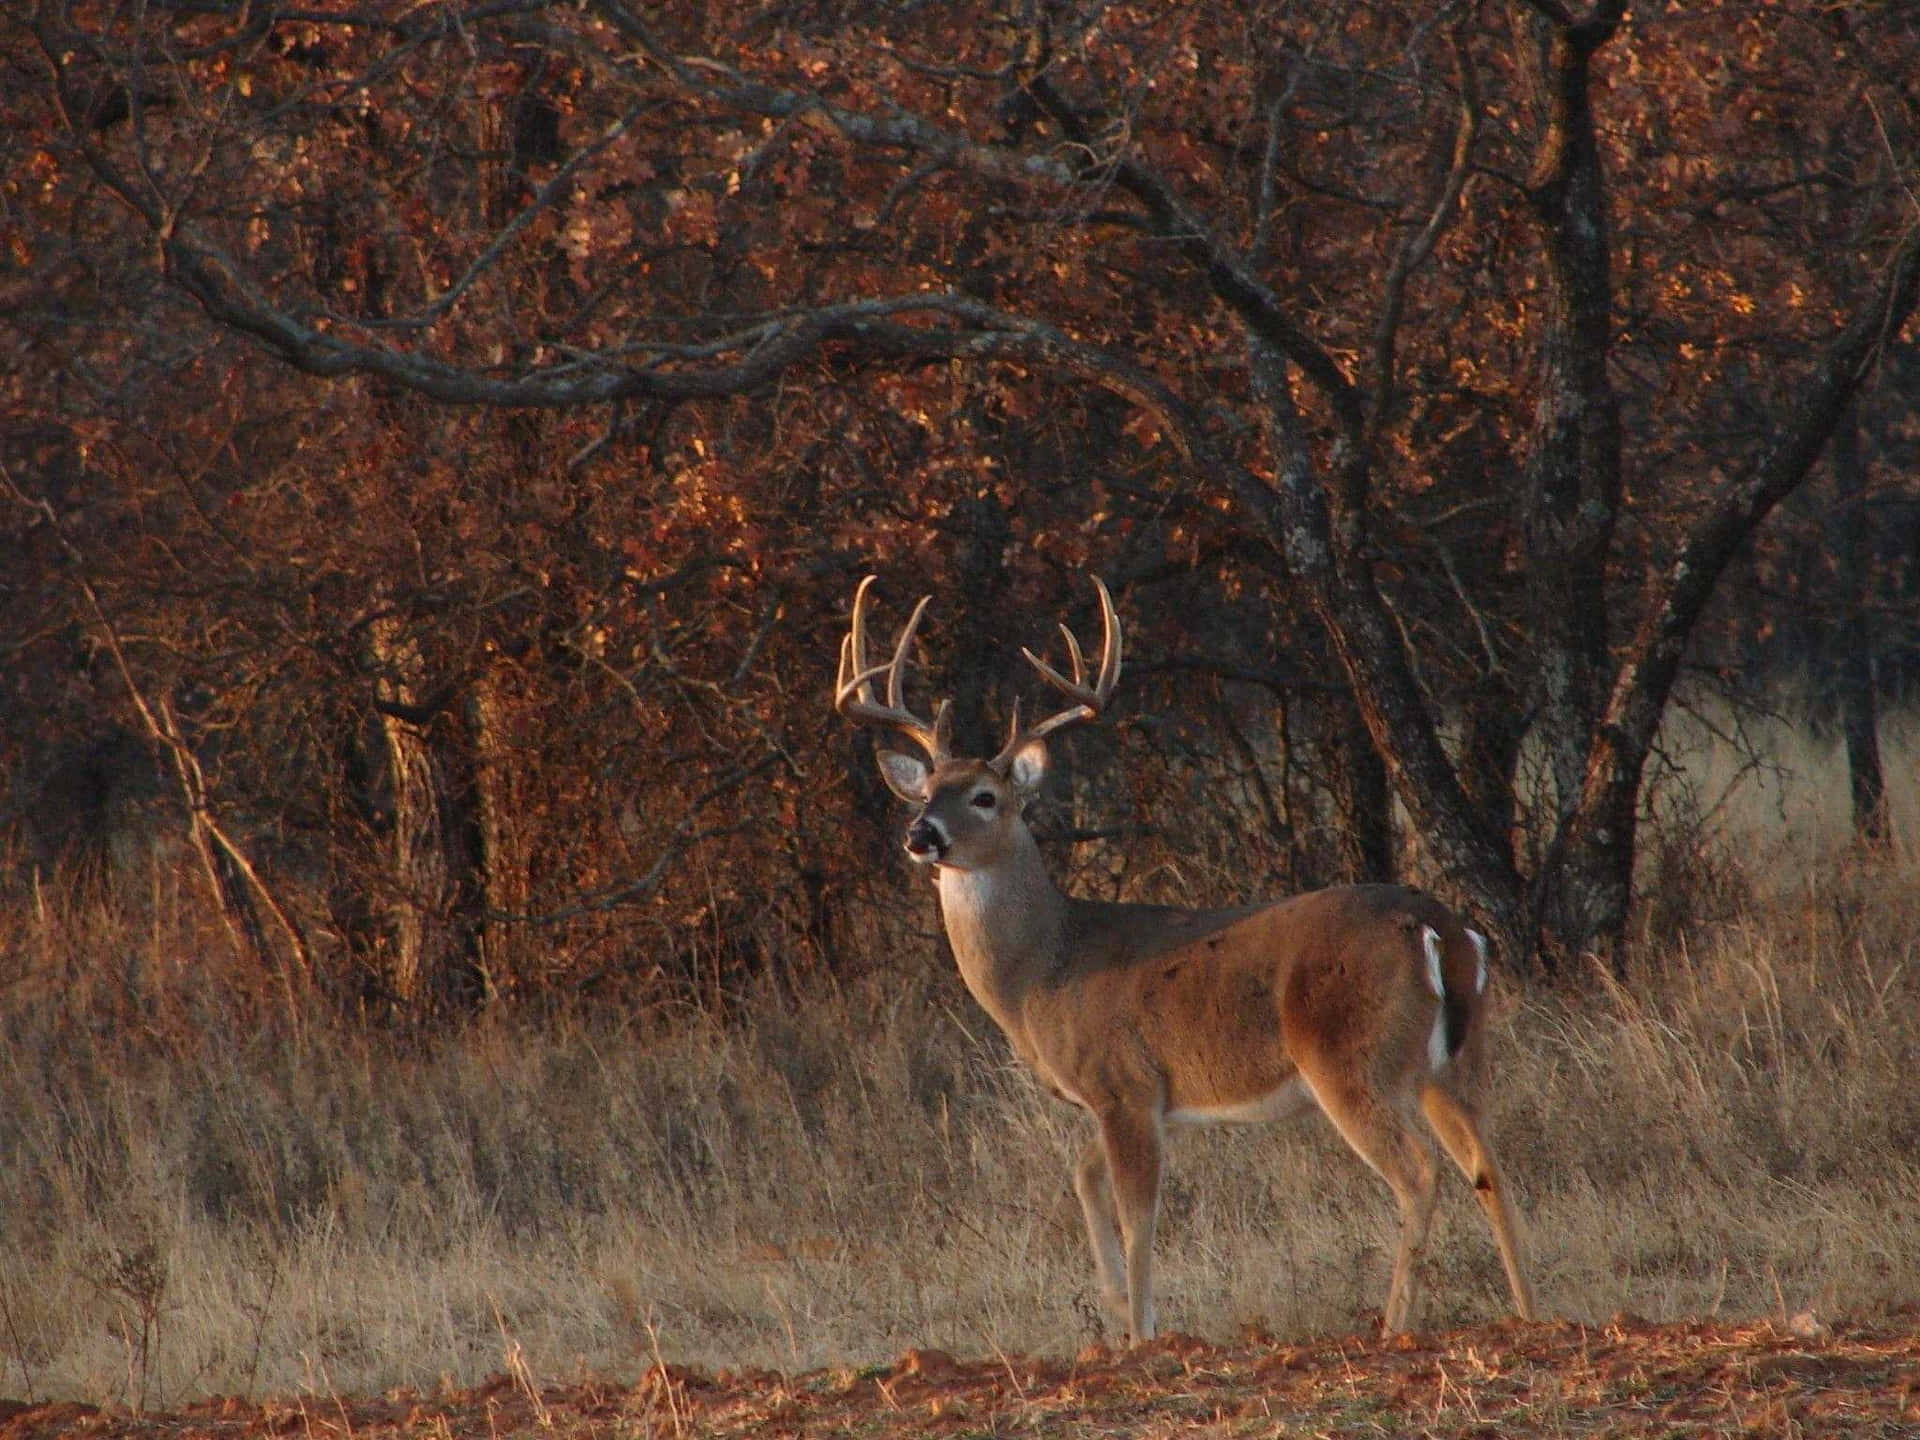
[934,826,1066,1037]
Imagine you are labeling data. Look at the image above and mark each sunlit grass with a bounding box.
[0,708,1914,1406]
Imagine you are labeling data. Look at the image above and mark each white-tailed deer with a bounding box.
[835,575,1535,1342]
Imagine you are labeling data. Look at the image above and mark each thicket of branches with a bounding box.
[3,0,1916,1016]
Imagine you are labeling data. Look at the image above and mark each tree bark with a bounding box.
[365,614,482,1013]
[466,666,530,998]
[1828,407,1887,844]
[1510,2,1632,966]
[1332,688,1395,884]
[1458,688,1527,873]
[1514,2,1625,820]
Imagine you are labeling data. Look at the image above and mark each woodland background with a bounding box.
[2,0,1919,1409]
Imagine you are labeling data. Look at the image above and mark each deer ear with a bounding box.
[877,749,932,804]
[1006,737,1049,797]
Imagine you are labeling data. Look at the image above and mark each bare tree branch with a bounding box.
[1026,68,1367,437]
[587,0,1075,188]
[1366,25,1479,439]
[1593,219,1920,801]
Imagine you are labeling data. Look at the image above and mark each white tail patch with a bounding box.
[1466,929,1489,995]
[1421,926,1446,998]
[1422,926,1450,1073]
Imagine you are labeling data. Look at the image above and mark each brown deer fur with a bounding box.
[839,577,1536,1341]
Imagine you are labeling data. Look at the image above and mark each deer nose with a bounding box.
[905,817,948,860]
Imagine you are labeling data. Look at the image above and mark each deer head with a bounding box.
[834,575,1122,872]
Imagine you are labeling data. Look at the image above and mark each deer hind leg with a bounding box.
[1420,1082,1536,1321]
[1073,1136,1129,1330]
[1299,1066,1440,1334]
[1093,1109,1164,1343]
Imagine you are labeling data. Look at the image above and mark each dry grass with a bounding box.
[0,710,1916,1408]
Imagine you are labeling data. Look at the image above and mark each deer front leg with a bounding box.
[1073,1137,1129,1330]
[1095,1108,1164,1343]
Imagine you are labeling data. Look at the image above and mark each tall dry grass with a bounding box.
[0,708,1916,1407]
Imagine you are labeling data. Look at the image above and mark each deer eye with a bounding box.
[969,790,997,810]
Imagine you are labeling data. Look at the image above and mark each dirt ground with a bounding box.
[4,1313,1917,1439]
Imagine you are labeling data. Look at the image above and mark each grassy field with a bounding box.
[0,710,1916,1413]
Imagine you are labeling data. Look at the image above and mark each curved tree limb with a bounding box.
[1366,23,1481,440]
[1584,219,1920,825]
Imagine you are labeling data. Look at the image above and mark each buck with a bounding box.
[835,575,1536,1342]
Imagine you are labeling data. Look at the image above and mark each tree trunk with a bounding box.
[1225,7,1919,972]
[1825,407,1887,844]
[1458,688,1526,874]
[1332,688,1395,883]
[1514,4,1624,823]
[1533,777,1636,975]
[1504,3,1631,968]
[1555,222,1920,966]
[466,667,530,998]
[1242,333,1533,961]
[365,614,481,1012]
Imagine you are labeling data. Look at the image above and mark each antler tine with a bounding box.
[993,576,1124,767]
[832,577,951,762]
[885,594,930,712]
[1022,622,1088,697]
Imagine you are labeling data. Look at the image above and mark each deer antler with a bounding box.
[991,576,1123,770]
[834,575,952,762]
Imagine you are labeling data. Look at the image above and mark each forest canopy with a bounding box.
[3,0,1917,1013]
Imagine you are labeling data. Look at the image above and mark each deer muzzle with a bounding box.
[904,816,948,863]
